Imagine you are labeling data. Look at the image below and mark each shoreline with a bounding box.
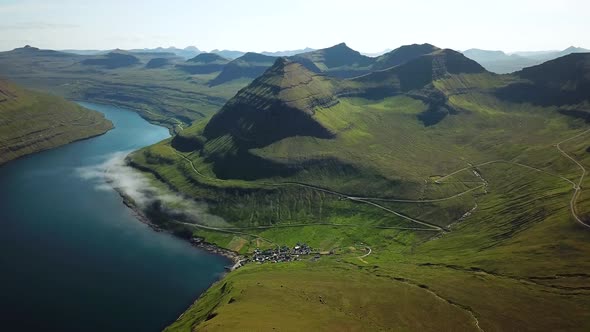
[113,185,242,265]
[0,120,113,169]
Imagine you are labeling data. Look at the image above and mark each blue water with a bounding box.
[0,103,228,332]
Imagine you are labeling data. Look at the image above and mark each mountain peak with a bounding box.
[292,43,373,77]
[187,52,228,63]
[238,52,277,62]
[331,42,349,48]
[373,43,440,70]
[16,45,40,51]
[203,58,336,147]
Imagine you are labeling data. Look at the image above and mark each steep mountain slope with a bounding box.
[209,52,277,86]
[131,50,590,331]
[372,43,440,70]
[0,77,112,165]
[204,58,337,147]
[291,43,374,78]
[496,53,590,107]
[351,49,487,125]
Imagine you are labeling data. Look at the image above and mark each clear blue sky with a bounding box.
[0,0,588,53]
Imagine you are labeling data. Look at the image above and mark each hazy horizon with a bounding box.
[1,0,589,53]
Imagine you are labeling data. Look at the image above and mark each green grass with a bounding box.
[0,49,254,131]
[129,65,590,330]
[0,78,112,165]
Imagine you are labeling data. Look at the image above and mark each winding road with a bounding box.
[173,126,590,234]
[555,129,590,228]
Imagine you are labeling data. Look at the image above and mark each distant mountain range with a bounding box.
[62,46,202,59]
[463,46,590,73]
[58,44,589,74]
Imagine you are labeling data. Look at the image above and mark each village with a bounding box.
[189,236,327,271]
[251,242,318,263]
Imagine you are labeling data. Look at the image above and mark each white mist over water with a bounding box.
[76,151,229,228]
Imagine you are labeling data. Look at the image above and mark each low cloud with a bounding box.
[76,151,229,228]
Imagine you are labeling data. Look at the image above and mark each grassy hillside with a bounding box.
[125,49,590,331]
[209,52,277,86]
[0,46,245,131]
[0,77,112,165]
[0,44,446,133]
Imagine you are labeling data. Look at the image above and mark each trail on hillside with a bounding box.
[555,129,590,228]
[172,126,590,234]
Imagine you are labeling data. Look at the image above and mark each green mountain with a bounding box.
[176,53,230,74]
[291,42,374,77]
[204,58,336,146]
[145,57,172,69]
[81,51,141,69]
[209,52,278,86]
[372,43,440,70]
[0,46,250,130]
[131,50,590,331]
[497,52,590,108]
[0,77,112,165]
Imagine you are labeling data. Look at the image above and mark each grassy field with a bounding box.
[4,44,589,330]
[0,78,112,165]
[126,54,590,330]
[0,47,253,131]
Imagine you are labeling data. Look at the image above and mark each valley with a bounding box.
[120,47,590,330]
[1,41,590,331]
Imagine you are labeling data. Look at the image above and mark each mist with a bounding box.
[76,151,229,228]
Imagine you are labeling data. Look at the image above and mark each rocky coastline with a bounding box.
[114,187,242,265]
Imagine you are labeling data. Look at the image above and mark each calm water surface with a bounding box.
[0,102,228,332]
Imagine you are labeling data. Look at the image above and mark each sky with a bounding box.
[0,0,588,53]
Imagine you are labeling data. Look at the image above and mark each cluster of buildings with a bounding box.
[251,243,316,263]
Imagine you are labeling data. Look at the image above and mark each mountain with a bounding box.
[60,49,105,55]
[372,43,440,70]
[496,52,590,107]
[465,46,590,73]
[62,46,202,59]
[9,45,73,58]
[175,53,230,74]
[203,58,336,148]
[552,46,590,58]
[187,53,228,63]
[132,48,590,331]
[355,49,486,95]
[0,45,255,131]
[128,46,201,59]
[211,49,246,59]
[145,57,172,69]
[81,51,141,69]
[290,42,374,78]
[463,48,544,73]
[353,49,486,125]
[261,48,315,57]
[0,77,112,165]
[209,52,277,86]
